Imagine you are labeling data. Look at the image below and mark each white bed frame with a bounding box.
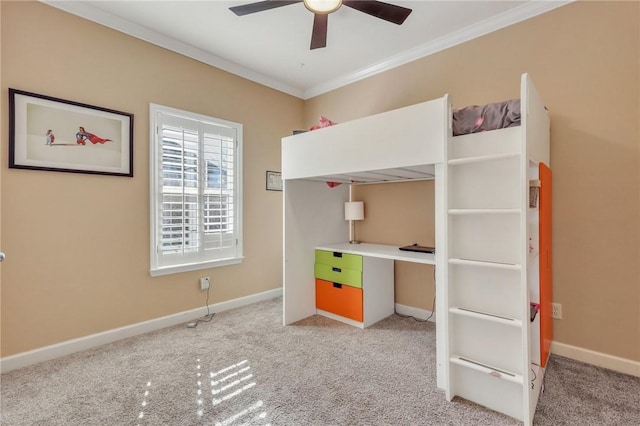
[281,73,550,425]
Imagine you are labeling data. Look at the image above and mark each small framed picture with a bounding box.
[8,88,134,177]
[266,170,282,191]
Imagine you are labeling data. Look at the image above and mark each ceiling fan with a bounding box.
[229,0,412,50]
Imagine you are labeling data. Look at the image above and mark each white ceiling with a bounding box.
[44,1,569,99]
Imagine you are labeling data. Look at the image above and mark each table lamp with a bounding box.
[344,201,364,244]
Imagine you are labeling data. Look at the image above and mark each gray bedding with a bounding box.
[452,99,521,136]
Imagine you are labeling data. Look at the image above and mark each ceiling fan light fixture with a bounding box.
[304,0,342,14]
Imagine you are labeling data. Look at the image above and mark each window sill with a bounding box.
[150,257,244,277]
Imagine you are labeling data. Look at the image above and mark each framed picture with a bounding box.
[9,88,134,177]
[266,170,282,191]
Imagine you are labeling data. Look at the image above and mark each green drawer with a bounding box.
[315,250,363,272]
[314,263,362,288]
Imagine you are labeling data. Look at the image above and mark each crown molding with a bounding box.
[303,1,573,99]
[41,1,572,100]
[40,1,306,99]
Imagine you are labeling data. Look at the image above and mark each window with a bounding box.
[150,104,243,276]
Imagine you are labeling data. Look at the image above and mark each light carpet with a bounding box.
[1,297,639,425]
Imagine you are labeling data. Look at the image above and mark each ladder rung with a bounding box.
[448,152,519,166]
[448,208,520,215]
[448,258,521,270]
[450,356,523,385]
[449,307,522,327]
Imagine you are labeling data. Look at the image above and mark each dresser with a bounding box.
[313,243,435,328]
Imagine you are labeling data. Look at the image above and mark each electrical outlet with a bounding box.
[200,276,210,291]
[551,303,562,319]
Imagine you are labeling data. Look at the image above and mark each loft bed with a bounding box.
[282,95,447,184]
[282,96,524,184]
[281,73,550,425]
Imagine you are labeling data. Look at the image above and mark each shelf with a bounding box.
[448,258,521,270]
[449,307,522,327]
[448,152,519,166]
[450,355,523,385]
[448,208,520,215]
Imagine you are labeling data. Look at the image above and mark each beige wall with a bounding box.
[2,1,639,364]
[0,2,303,356]
[352,181,435,311]
[305,1,640,362]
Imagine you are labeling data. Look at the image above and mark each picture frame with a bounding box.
[9,88,134,177]
[266,170,283,191]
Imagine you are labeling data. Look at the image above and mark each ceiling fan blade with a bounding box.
[229,0,301,16]
[310,14,328,49]
[343,1,412,25]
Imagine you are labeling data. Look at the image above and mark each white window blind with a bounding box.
[150,104,243,276]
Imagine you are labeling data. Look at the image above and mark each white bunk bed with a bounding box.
[282,73,551,425]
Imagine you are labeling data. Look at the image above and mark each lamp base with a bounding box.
[349,240,361,244]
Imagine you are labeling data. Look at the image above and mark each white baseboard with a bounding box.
[395,303,436,322]
[7,293,636,380]
[551,341,640,377]
[0,288,282,373]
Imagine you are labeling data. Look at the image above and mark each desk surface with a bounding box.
[316,242,436,265]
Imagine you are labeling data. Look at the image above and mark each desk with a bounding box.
[314,242,435,328]
[316,242,436,265]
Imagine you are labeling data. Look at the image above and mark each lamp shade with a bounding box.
[344,201,364,221]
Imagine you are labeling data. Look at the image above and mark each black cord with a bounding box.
[530,367,537,389]
[204,281,212,317]
[395,266,436,322]
[189,281,215,327]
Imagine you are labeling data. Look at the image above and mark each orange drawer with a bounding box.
[315,279,363,322]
